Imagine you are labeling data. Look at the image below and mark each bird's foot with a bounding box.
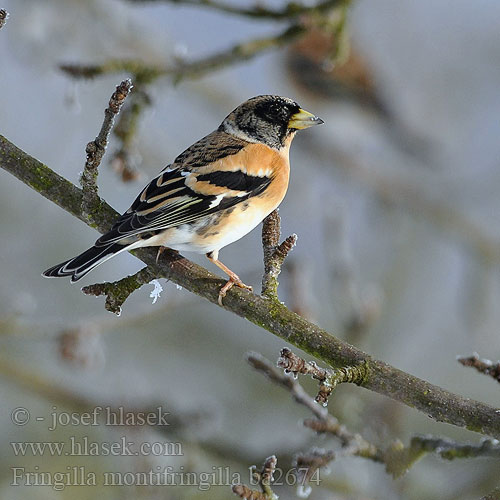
[218,275,253,306]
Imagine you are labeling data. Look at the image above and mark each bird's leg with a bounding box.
[206,251,252,305]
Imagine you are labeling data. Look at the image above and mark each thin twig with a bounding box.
[0,9,8,29]
[80,79,133,219]
[248,352,500,486]
[81,266,159,315]
[232,484,267,500]
[481,488,500,500]
[247,351,381,494]
[458,353,500,384]
[60,24,308,84]
[261,210,297,299]
[383,434,500,479]
[246,352,380,458]
[278,347,367,405]
[2,134,500,438]
[247,351,327,421]
[409,435,500,460]
[233,455,278,500]
[126,0,343,20]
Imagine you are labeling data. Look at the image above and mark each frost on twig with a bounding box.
[149,279,163,304]
[232,455,278,500]
[3,134,500,437]
[247,351,377,457]
[261,210,297,299]
[458,353,500,384]
[247,352,380,453]
[248,350,500,488]
[246,351,380,496]
[81,266,158,315]
[277,347,367,406]
[80,79,133,220]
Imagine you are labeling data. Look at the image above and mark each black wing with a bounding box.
[94,131,271,247]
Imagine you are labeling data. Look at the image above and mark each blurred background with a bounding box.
[1,0,500,498]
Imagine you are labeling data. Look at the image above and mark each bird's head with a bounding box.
[220,95,323,150]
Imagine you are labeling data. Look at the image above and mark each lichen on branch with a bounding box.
[261,210,297,299]
[2,134,500,439]
[81,266,159,315]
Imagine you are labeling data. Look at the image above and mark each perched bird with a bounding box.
[43,95,323,303]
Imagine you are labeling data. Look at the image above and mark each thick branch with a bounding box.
[2,134,500,439]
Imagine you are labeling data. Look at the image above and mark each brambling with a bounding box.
[43,95,323,303]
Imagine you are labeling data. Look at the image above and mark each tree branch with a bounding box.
[261,210,297,299]
[458,353,500,384]
[60,24,308,84]
[2,134,500,439]
[81,266,158,315]
[80,79,132,218]
[482,488,500,500]
[233,455,278,500]
[249,351,500,484]
[277,347,368,406]
[125,0,343,20]
[247,352,381,461]
[409,435,500,460]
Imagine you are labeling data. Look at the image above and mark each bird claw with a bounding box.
[155,246,167,264]
[156,246,180,264]
[218,277,253,306]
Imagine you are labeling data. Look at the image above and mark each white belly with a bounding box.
[138,201,276,254]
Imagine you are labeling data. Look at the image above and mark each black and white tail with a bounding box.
[42,242,134,282]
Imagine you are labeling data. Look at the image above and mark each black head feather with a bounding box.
[220,95,302,149]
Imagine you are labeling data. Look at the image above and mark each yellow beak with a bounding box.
[288,108,324,129]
